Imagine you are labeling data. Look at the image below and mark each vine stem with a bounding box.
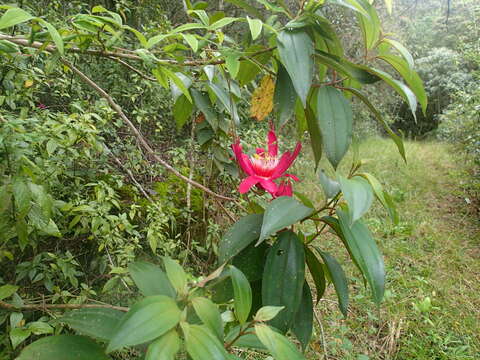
[60,58,235,202]
[0,300,128,312]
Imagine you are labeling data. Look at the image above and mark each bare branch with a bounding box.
[0,300,128,312]
[60,59,235,201]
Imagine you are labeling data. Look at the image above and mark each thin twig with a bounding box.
[60,58,235,202]
[0,34,275,67]
[108,56,156,81]
[0,300,128,312]
[314,309,329,360]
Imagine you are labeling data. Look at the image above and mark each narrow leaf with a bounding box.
[183,323,230,360]
[146,330,180,360]
[229,265,252,324]
[191,297,223,340]
[128,261,176,298]
[304,246,326,303]
[163,257,188,295]
[0,8,33,30]
[291,282,313,351]
[273,64,297,128]
[255,324,305,360]
[247,16,263,40]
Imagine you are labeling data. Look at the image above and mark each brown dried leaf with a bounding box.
[250,75,275,121]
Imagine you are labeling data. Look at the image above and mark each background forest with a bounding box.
[0,0,479,359]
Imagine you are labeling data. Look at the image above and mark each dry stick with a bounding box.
[0,300,128,312]
[0,34,275,67]
[60,58,234,202]
[183,121,196,267]
[108,56,156,81]
[314,309,329,360]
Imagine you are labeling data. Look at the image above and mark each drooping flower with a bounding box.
[231,126,301,197]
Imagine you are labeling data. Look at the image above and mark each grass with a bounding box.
[292,137,480,360]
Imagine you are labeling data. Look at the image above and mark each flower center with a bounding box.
[250,153,279,178]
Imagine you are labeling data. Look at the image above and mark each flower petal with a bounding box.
[275,182,293,197]
[232,141,255,176]
[267,129,278,157]
[259,179,278,195]
[239,176,260,194]
[271,142,302,179]
[256,147,265,155]
[284,173,300,182]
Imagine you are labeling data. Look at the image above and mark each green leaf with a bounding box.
[262,231,305,332]
[304,246,326,303]
[254,306,285,322]
[343,87,406,162]
[337,207,385,305]
[165,69,192,103]
[218,214,263,264]
[208,82,239,125]
[0,39,19,53]
[60,308,124,342]
[277,29,314,107]
[0,284,18,301]
[28,322,53,335]
[305,102,323,170]
[358,173,398,224]
[229,265,252,324]
[183,323,230,360]
[0,8,33,30]
[237,45,272,86]
[255,323,305,360]
[39,20,64,55]
[191,89,219,132]
[338,175,374,224]
[316,86,353,169]
[294,192,315,209]
[182,33,199,52]
[10,328,31,349]
[382,38,414,69]
[224,52,240,78]
[378,54,427,115]
[327,0,371,19]
[173,94,193,130]
[315,248,349,317]
[163,257,188,295]
[232,242,269,282]
[107,296,182,352]
[225,325,266,349]
[384,0,393,14]
[291,282,313,351]
[273,64,297,128]
[356,0,380,50]
[247,16,263,40]
[146,330,180,360]
[17,335,110,360]
[191,297,223,340]
[259,197,313,244]
[13,178,31,217]
[318,170,340,199]
[208,17,238,30]
[128,261,176,298]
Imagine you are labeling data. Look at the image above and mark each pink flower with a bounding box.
[37,103,47,110]
[231,126,301,197]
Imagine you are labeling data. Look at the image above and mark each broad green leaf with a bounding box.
[172,23,207,34]
[39,20,64,55]
[232,242,269,282]
[237,45,272,86]
[123,25,147,47]
[318,170,340,199]
[218,214,263,264]
[168,71,192,103]
[10,328,31,349]
[338,175,374,224]
[247,16,263,40]
[277,29,314,107]
[315,248,349,317]
[294,192,315,209]
[173,94,193,130]
[191,297,223,340]
[316,86,353,169]
[128,261,176,298]
[208,17,238,30]
[183,323,230,360]
[382,38,414,69]
[255,324,305,360]
[304,246,326,303]
[163,257,188,295]
[343,87,406,162]
[191,89,219,132]
[356,0,380,50]
[274,64,297,128]
[229,265,252,324]
[358,172,399,224]
[291,282,313,350]
[337,207,385,305]
[0,284,18,301]
[378,54,427,114]
[182,33,199,52]
[254,306,285,322]
[146,330,180,360]
[208,82,239,125]
[361,66,418,119]
[13,178,31,217]
[224,52,240,78]
[60,308,123,341]
[0,8,33,30]
[305,101,323,170]
[327,0,370,18]
[258,197,313,244]
[107,296,181,352]
[17,335,110,360]
[28,322,53,335]
[262,231,305,332]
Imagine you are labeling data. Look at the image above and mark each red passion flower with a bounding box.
[231,126,301,197]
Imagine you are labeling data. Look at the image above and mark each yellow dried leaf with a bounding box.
[250,75,275,121]
[24,80,34,88]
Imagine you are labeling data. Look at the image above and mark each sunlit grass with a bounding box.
[291,137,480,360]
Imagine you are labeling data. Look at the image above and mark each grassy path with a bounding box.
[295,138,480,360]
